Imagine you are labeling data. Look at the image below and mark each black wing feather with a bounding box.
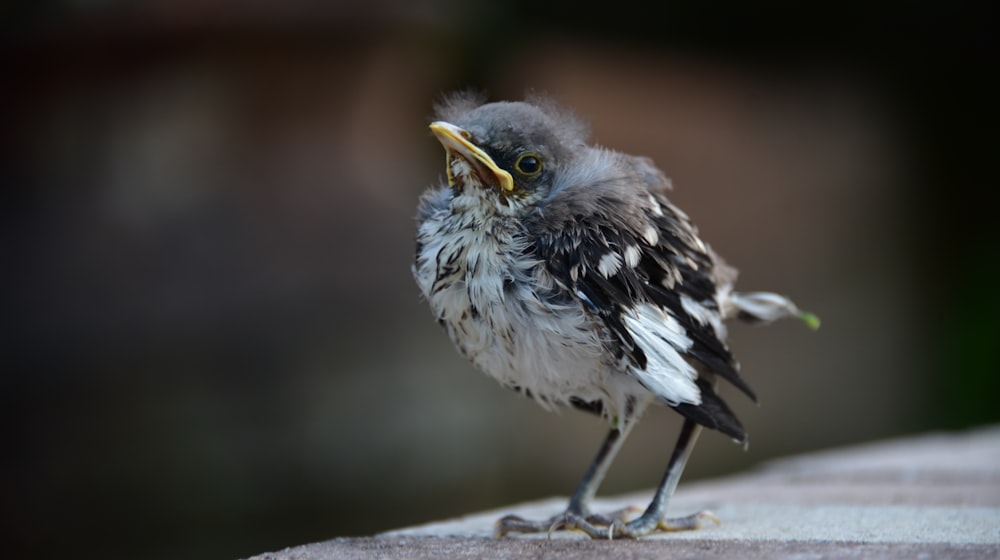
[527,190,754,438]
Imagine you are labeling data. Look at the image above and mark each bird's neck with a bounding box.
[414,196,540,325]
[450,187,532,219]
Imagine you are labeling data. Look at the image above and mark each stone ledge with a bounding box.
[246,426,1000,559]
[251,539,996,560]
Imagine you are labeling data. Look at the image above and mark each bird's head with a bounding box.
[429,96,590,215]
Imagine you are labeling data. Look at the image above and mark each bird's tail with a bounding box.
[728,291,821,330]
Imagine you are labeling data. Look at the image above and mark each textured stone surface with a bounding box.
[250,539,995,560]
[246,426,1000,559]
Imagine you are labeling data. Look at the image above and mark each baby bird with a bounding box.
[413,93,817,539]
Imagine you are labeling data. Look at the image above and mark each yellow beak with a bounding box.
[429,121,514,192]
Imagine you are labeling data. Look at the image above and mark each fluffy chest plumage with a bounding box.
[413,202,641,415]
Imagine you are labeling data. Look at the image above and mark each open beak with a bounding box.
[429,121,514,192]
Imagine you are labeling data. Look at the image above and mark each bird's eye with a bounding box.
[514,153,543,177]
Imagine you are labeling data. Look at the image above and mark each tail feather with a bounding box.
[672,378,747,445]
[729,291,820,330]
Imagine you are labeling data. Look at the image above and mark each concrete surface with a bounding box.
[247,425,1000,559]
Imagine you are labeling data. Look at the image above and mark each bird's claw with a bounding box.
[659,510,719,532]
[493,514,535,538]
[606,509,719,539]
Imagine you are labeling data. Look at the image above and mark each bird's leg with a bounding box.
[567,425,625,516]
[616,419,717,537]
[495,423,635,536]
[566,418,718,539]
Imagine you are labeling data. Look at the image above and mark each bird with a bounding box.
[412,92,819,539]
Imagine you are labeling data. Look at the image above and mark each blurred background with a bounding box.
[3,1,997,559]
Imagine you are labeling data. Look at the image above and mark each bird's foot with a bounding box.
[607,510,719,539]
[493,506,641,538]
[496,509,718,539]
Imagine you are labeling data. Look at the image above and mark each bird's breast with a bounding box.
[414,211,621,411]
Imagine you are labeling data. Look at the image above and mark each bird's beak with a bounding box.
[429,121,514,192]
